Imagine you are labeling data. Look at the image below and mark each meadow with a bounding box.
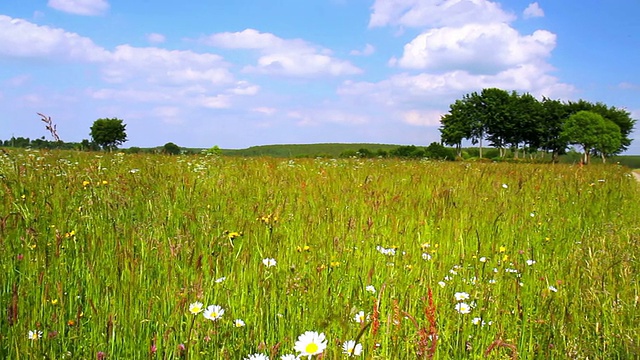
[1,149,639,359]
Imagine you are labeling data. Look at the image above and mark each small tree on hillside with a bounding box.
[562,111,606,164]
[90,118,127,151]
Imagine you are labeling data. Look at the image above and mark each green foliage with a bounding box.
[203,145,223,156]
[162,142,182,155]
[562,111,614,164]
[440,89,636,162]
[90,118,127,151]
[424,142,456,160]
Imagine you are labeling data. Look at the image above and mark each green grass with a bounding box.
[1,149,639,359]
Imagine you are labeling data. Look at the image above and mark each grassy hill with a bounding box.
[220,143,401,158]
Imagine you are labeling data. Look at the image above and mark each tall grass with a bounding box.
[1,149,639,359]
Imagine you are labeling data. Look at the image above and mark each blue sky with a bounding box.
[1,0,639,153]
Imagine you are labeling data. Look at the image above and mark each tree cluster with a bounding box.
[439,88,635,163]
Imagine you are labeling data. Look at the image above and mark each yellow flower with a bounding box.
[102,180,108,185]
[499,246,507,253]
[330,261,341,268]
[297,245,311,252]
[82,180,90,187]
[51,299,58,305]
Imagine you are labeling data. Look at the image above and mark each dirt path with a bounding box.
[633,171,640,182]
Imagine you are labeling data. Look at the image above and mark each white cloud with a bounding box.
[369,0,515,28]
[0,15,109,61]
[203,28,290,50]
[350,43,375,56]
[147,33,166,44]
[397,23,556,74]
[48,0,109,16]
[228,81,259,95]
[523,2,544,19]
[202,28,362,77]
[252,107,277,115]
[103,45,233,85]
[402,110,444,126]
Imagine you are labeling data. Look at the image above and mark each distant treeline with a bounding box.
[3,138,639,167]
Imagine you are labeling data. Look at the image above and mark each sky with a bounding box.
[1,0,639,153]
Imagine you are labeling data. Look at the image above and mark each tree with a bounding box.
[163,142,181,155]
[566,100,636,154]
[539,97,570,162]
[90,118,127,151]
[594,120,622,163]
[561,111,607,164]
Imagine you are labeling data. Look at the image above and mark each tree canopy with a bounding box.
[439,88,636,163]
[90,118,127,151]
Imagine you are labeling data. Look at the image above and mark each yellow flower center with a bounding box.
[305,342,319,354]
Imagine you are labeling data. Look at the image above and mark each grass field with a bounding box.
[1,149,639,359]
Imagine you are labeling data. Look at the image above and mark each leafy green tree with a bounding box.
[562,111,607,164]
[539,97,570,162]
[440,98,474,157]
[424,142,455,160]
[479,88,512,157]
[594,120,622,163]
[566,100,635,154]
[90,118,127,151]
[163,142,181,155]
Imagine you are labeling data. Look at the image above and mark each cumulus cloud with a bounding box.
[202,28,362,77]
[397,23,556,74]
[369,0,515,28]
[350,43,375,56]
[102,45,233,85]
[523,2,544,19]
[48,0,110,16]
[0,15,109,61]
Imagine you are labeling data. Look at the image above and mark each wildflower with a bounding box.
[50,299,58,305]
[330,261,341,268]
[234,319,246,327]
[96,351,107,360]
[203,305,224,321]
[471,317,483,325]
[215,276,226,283]
[262,258,276,267]
[245,354,269,360]
[82,180,90,187]
[342,340,363,356]
[422,253,432,260]
[28,330,43,340]
[455,302,472,314]
[499,246,506,253]
[297,245,311,252]
[189,301,203,315]
[526,259,536,266]
[365,285,376,294]
[548,285,558,292]
[354,311,367,323]
[438,281,446,288]
[502,184,508,189]
[454,292,470,302]
[281,355,299,360]
[294,331,327,357]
